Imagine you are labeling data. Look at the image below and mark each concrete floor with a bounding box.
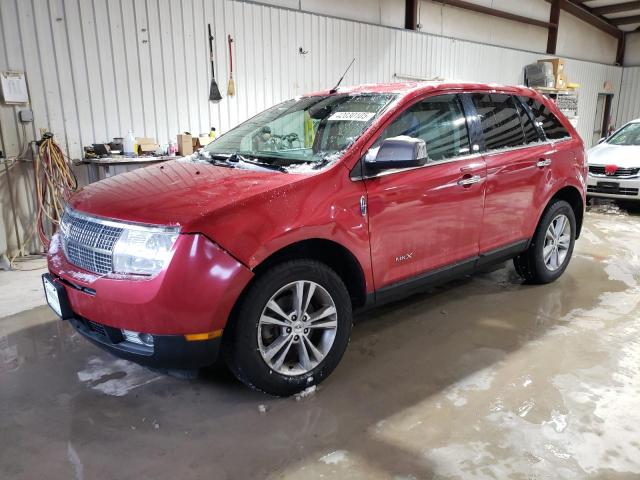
[2,200,640,479]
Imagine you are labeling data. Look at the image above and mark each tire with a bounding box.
[513,199,576,284]
[223,259,352,396]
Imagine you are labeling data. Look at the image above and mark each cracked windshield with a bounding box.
[203,93,396,171]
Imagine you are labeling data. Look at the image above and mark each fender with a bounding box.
[193,165,375,294]
[531,179,585,239]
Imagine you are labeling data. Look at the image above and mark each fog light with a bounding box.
[122,329,154,347]
[138,333,154,346]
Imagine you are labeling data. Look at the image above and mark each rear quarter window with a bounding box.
[521,96,571,141]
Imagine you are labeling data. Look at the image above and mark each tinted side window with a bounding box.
[373,94,471,161]
[522,97,570,140]
[514,98,542,144]
[472,93,525,150]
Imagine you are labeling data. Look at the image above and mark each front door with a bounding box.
[364,94,486,290]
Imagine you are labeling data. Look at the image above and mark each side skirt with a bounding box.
[361,239,529,310]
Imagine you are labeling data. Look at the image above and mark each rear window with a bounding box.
[521,97,571,141]
[472,93,525,151]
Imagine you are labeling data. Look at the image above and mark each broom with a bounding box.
[227,34,235,97]
[208,24,222,102]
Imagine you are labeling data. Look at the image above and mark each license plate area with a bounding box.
[42,273,73,319]
[597,181,620,192]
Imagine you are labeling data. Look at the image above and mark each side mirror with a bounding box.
[597,136,607,145]
[365,136,428,171]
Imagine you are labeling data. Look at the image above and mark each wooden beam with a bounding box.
[405,0,418,30]
[593,1,640,15]
[551,0,622,38]
[432,0,557,29]
[611,14,640,26]
[617,31,626,65]
[547,0,561,54]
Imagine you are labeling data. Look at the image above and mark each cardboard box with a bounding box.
[556,72,567,90]
[177,134,193,156]
[136,137,159,154]
[198,135,213,147]
[538,58,565,78]
[138,143,159,153]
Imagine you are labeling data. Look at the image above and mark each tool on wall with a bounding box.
[227,34,235,97]
[208,24,222,102]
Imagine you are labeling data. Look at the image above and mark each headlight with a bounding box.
[112,227,179,276]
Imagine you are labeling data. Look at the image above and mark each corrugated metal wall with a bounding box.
[0,0,631,257]
[0,0,626,158]
[617,67,640,126]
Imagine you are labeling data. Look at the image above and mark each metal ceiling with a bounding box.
[575,0,640,31]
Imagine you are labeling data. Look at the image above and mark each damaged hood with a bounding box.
[68,160,309,230]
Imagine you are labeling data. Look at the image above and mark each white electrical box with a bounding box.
[0,71,29,104]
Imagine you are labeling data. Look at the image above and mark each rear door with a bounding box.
[468,92,554,253]
[520,94,578,226]
[363,93,486,289]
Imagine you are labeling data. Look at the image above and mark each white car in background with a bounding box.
[587,119,640,201]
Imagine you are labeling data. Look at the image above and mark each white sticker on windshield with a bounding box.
[328,111,375,122]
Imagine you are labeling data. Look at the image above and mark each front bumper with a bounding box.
[47,232,253,336]
[587,174,640,201]
[69,315,221,369]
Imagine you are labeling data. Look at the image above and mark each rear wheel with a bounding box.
[513,199,576,284]
[223,260,352,396]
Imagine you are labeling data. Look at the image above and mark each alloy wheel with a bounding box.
[257,280,338,376]
[543,214,571,272]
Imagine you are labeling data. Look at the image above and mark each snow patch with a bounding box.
[77,357,161,396]
[49,233,62,255]
[295,384,317,400]
[544,410,568,433]
[67,442,84,480]
[319,450,348,465]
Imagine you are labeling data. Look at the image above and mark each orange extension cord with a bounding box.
[34,135,77,250]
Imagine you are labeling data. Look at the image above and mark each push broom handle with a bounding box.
[228,35,233,76]
[208,24,215,78]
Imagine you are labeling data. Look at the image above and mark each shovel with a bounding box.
[208,23,222,102]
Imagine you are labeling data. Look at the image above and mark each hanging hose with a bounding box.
[34,133,77,250]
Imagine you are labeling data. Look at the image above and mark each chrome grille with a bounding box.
[60,210,123,275]
[589,165,640,177]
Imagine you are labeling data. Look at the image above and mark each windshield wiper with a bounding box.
[193,150,235,168]
[228,153,286,172]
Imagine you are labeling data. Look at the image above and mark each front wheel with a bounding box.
[514,199,576,284]
[223,260,352,396]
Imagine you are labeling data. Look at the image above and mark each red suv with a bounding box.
[44,82,586,396]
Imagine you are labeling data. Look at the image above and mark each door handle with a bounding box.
[537,158,552,168]
[457,174,481,186]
